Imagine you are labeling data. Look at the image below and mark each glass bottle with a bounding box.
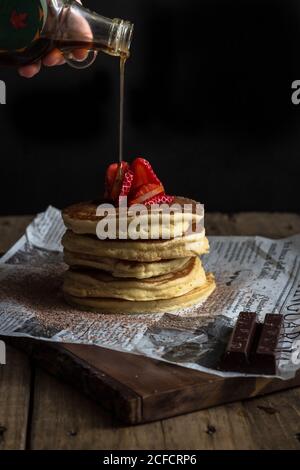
[0,0,134,68]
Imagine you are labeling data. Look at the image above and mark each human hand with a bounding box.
[18,0,90,78]
[18,48,88,78]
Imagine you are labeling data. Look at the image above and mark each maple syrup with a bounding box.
[0,0,133,165]
[119,55,127,163]
[0,1,133,67]
[0,38,52,67]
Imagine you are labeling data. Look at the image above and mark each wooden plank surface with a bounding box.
[28,367,300,450]
[6,337,300,426]
[160,388,300,450]
[1,212,300,449]
[29,369,165,450]
[0,216,33,255]
[0,346,31,450]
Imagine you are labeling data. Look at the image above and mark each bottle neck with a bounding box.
[44,1,134,58]
[109,19,134,58]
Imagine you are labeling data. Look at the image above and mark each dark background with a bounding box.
[0,0,299,215]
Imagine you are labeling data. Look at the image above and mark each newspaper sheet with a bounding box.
[0,207,300,379]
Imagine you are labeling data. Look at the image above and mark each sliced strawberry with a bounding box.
[144,194,175,206]
[119,169,134,198]
[104,157,174,207]
[130,158,162,192]
[104,162,129,201]
[129,183,164,205]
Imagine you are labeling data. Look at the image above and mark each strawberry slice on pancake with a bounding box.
[104,158,174,206]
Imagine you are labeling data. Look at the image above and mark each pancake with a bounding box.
[62,196,204,238]
[64,250,192,279]
[63,257,206,301]
[62,229,209,262]
[64,273,216,314]
[62,193,216,314]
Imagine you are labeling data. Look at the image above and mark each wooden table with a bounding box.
[1,213,300,450]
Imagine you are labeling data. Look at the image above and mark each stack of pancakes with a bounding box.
[62,197,216,314]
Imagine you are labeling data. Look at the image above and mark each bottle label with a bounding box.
[0,0,48,52]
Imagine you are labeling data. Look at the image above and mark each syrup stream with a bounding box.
[119,55,126,163]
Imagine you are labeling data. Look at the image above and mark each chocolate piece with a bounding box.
[220,312,284,375]
[221,312,257,371]
[251,314,283,375]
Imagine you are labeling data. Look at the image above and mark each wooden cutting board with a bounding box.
[5,337,300,425]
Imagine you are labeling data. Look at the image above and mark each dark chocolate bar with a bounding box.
[219,312,283,375]
[221,312,257,371]
[251,314,283,375]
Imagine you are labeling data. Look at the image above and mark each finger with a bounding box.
[42,48,64,67]
[18,61,41,78]
[72,49,89,61]
[56,56,66,66]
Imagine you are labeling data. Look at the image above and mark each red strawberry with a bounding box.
[104,157,174,207]
[130,158,163,192]
[119,170,134,198]
[129,183,164,205]
[144,194,175,206]
[104,162,130,201]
